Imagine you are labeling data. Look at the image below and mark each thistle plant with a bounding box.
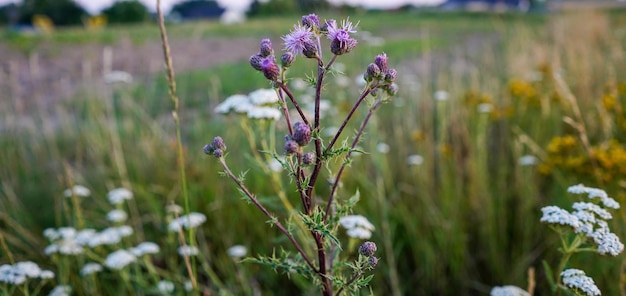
[204,13,397,295]
[540,184,624,296]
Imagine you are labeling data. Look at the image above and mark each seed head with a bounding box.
[292,122,312,146]
[358,241,377,257]
[302,152,315,165]
[261,58,280,81]
[249,54,263,71]
[280,52,295,68]
[259,39,274,57]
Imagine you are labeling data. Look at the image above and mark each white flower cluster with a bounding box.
[80,263,103,276]
[107,188,134,205]
[490,285,530,296]
[178,246,199,257]
[48,285,72,296]
[63,185,91,198]
[561,269,601,296]
[339,215,375,239]
[540,184,624,256]
[0,261,54,285]
[215,88,282,120]
[157,280,175,294]
[227,245,247,259]
[168,212,207,232]
[105,249,137,270]
[44,226,134,255]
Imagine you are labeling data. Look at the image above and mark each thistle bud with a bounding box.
[292,122,312,146]
[384,68,397,83]
[284,139,299,155]
[301,14,320,30]
[368,256,379,267]
[211,136,226,151]
[358,241,377,257]
[204,136,227,158]
[280,52,295,68]
[249,54,264,71]
[330,32,357,56]
[260,58,280,81]
[259,39,274,57]
[213,149,223,158]
[302,152,315,165]
[365,63,381,81]
[302,40,318,59]
[374,53,388,73]
[386,83,399,96]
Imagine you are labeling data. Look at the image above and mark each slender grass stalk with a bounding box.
[156,0,196,288]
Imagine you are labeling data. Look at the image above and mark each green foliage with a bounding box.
[18,0,88,26]
[102,0,150,24]
[248,0,299,17]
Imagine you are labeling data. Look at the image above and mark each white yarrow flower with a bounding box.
[157,280,175,294]
[248,88,279,106]
[478,103,493,113]
[48,285,72,296]
[63,185,91,198]
[105,250,137,270]
[434,90,449,101]
[407,154,424,166]
[568,184,620,209]
[168,213,207,231]
[227,245,247,259]
[518,155,538,166]
[39,270,55,279]
[540,206,580,229]
[106,209,128,223]
[80,263,103,276]
[132,242,161,256]
[490,285,530,296]
[107,188,133,205]
[560,269,601,296]
[247,106,282,120]
[340,215,375,239]
[376,142,390,154]
[178,246,199,257]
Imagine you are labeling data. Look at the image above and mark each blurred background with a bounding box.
[1,0,626,295]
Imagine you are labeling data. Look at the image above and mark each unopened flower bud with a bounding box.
[249,54,263,71]
[374,53,388,73]
[213,148,223,158]
[386,83,398,96]
[292,122,312,146]
[330,32,357,56]
[384,68,397,83]
[284,139,299,155]
[280,52,295,68]
[301,14,320,29]
[261,58,280,81]
[302,152,315,165]
[358,241,377,257]
[368,256,378,267]
[211,136,226,151]
[260,39,274,57]
[366,63,381,81]
[203,144,212,155]
[302,40,318,59]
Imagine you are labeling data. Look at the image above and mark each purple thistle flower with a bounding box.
[292,122,312,146]
[211,136,226,151]
[282,24,314,56]
[358,241,377,257]
[374,53,388,73]
[368,256,379,267]
[326,18,357,41]
[259,38,274,57]
[280,52,295,68]
[384,68,397,83]
[327,19,358,55]
[284,139,299,155]
[249,54,263,71]
[321,19,336,33]
[301,14,320,29]
[302,152,315,165]
[365,63,381,82]
[260,58,280,81]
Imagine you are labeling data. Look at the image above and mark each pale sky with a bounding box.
[0,0,446,14]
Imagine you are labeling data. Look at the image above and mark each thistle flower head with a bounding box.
[261,57,280,81]
[368,256,378,267]
[384,68,398,83]
[284,139,299,155]
[301,13,320,29]
[302,152,315,165]
[365,63,381,82]
[327,18,358,55]
[204,136,227,158]
[259,38,274,57]
[292,122,312,146]
[358,241,377,257]
[280,52,295,68]
[282,24,314,56]
[374,53,388,73]
[249,54,263,71]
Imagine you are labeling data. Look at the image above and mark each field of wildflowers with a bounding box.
[1,7,626,296]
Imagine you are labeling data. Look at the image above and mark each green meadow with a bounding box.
[1,9,626,295]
